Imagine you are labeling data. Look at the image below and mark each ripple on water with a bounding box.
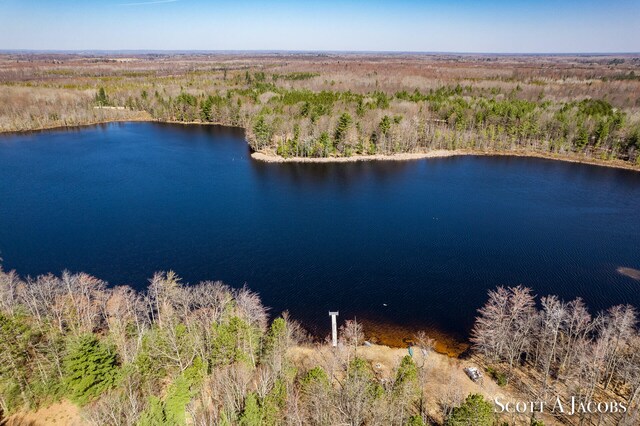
[1,122,640,343]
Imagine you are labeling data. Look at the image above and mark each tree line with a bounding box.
[471,285,640,425]
[3,61,640,166]
[1,266,499,426]
[3,263,639,425]
[105,72,640,164]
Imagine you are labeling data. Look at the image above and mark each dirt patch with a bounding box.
[289,343,563,425]
[5,400,83,426]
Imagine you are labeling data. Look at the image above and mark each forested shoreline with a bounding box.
[1,265,640,425]
[471,286,640,425]
[1,53,639,168]
[0,267,478,426]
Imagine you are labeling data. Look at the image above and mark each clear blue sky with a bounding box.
[1,0,638,53]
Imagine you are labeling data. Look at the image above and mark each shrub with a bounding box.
[486,366,507,386]
[407,415,426,426]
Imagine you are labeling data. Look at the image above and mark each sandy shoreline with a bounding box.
[252,149,640,171]
[251,150,459,163]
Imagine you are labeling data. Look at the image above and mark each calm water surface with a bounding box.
[1,122,640,340]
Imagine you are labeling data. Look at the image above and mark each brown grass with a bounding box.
[4,400,82,426]
[289,343,565,425]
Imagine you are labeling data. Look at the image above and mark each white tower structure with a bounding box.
[329,311,339,347]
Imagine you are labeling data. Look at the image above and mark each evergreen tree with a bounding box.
[138,396,167,426]
[0,313,37,410]
[252,116,271,149]
[94,87,109,106]
[318,132,331,156]
[530,417,545,426]
[445,393,494,426]
[407,415,426,426]
[260,379,287,426]
[575,126,589,150]
[63,334,119,405]
[240,392,261,426]
[262,317,286,361]
[164,360,204,425]
[301,366,330,389]
[379,115,392,136]
[334,112,353,148]
[200,96,213,121]
[395,355,418,386]
[211,316,260,366]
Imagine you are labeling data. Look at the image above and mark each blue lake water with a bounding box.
[1,122,640,341]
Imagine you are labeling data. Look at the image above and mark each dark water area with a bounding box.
[1,122,640,342]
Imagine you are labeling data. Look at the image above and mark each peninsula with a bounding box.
[1,53,639,170]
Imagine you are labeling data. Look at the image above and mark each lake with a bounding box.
[1,122,640,344]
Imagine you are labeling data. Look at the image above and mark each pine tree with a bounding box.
[0,313,37,410]
[211,317,259,366]
[165,359,205,425]
[63,334,119,405]
[95,87,109,106]
[446,393,494,426]
[260,379,287,426]
[334,112,353,148]
[252,116,271,149]
[137,396,167,426]
[395,355,418,386]
[379,115,392,136]
[200,96,213,122]
[262,317,286,360]
[240,392,261,426]
[318,132,331,156]
[407,415,426,426]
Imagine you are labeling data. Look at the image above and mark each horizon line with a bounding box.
[1,49,639,57]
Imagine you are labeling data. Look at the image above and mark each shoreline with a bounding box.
[0,118,238,136]
[251,150,459,163]
[357,319,470,357]
[2,119,639,172]
[252,148,640,172]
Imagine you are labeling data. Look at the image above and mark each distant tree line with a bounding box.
[2,60,640,167]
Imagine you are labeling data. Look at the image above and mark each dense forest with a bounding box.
[1,53,639,166]
[161,76,640,164]
[1,265,639,425]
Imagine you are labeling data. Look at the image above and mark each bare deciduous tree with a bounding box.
[471,285,536,377]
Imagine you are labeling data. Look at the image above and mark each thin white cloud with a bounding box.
[119,0,179,6]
